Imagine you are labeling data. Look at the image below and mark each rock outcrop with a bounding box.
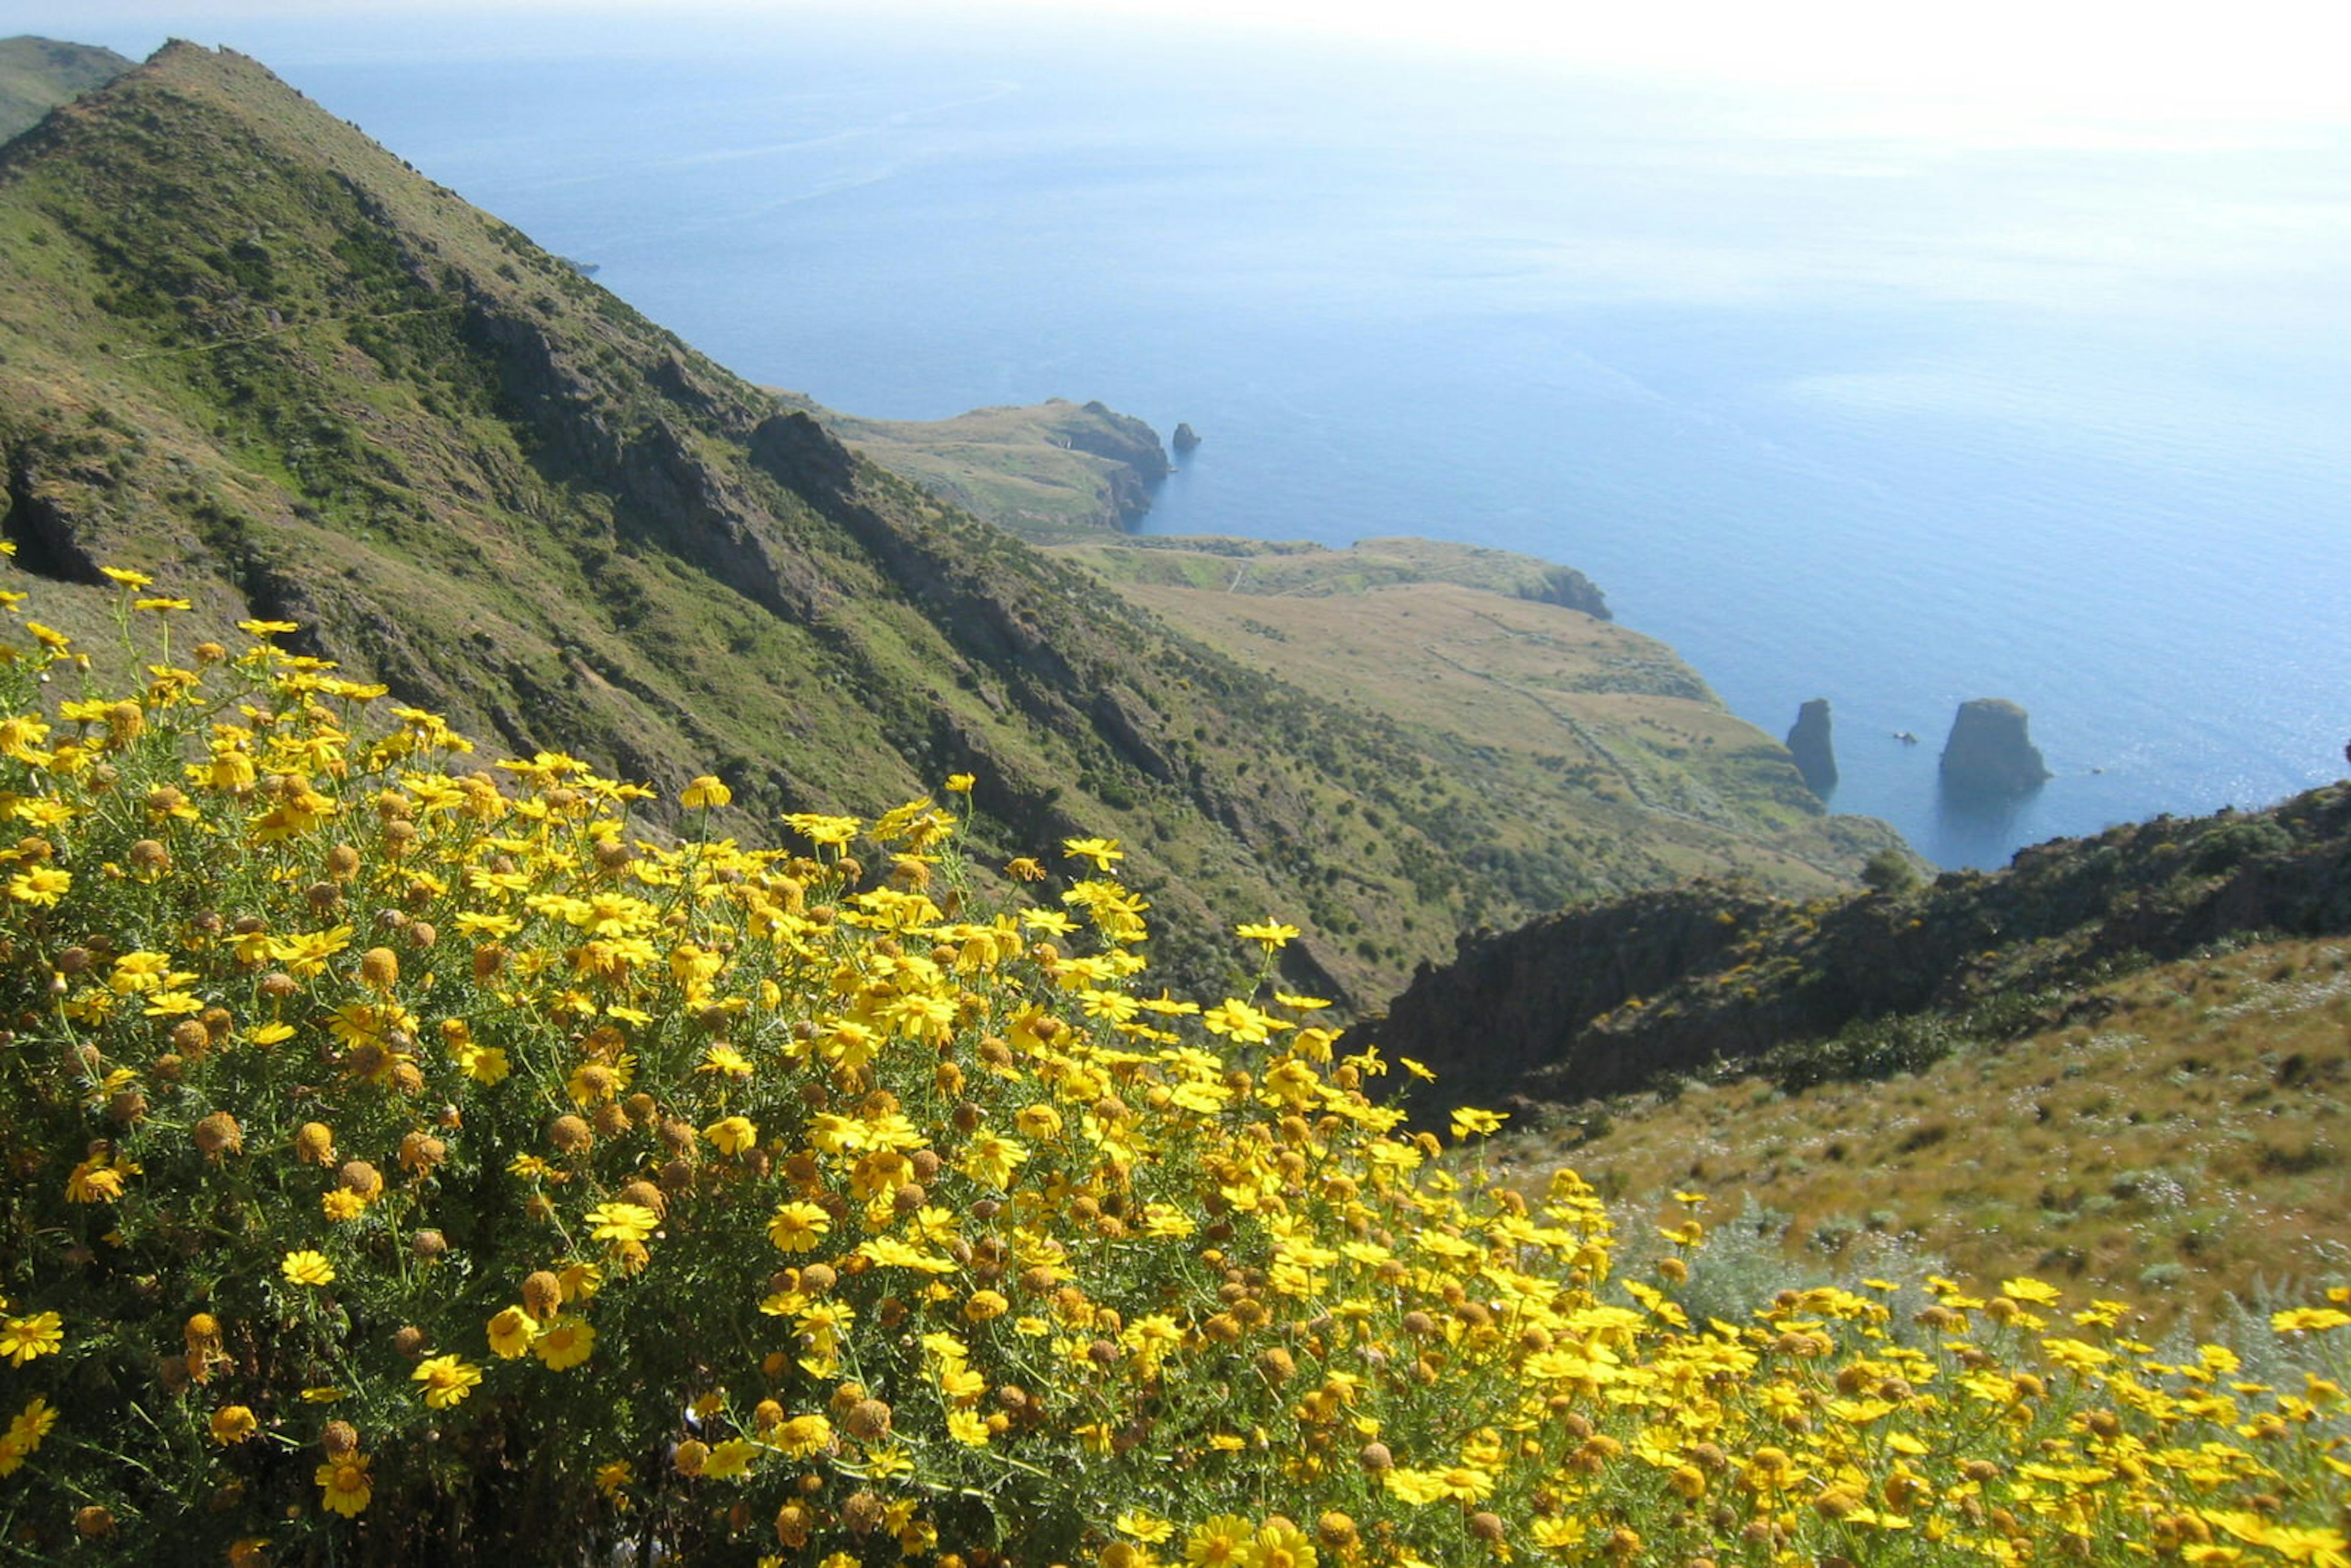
[817,399,1169,538]
[1349,780,2351,1117]
[1786,698,1837,797]
[1171,421,1201,454]
[1940,698,2050,798]
[1068,400,1171,524]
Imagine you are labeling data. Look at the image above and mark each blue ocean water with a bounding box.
[58,9,2351,868]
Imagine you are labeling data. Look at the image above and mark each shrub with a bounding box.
[0,576,2345,1565]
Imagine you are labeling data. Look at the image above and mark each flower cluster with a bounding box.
[0,572,2343,1566]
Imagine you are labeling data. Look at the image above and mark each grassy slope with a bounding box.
[0,36,131,141]
[1086,571,1886,898]
[1507,934,2351,1337]
[0,43,1899,1010]
[791,395,1170,539]
[1069,532,1609,615]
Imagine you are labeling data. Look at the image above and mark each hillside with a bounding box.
[0,42,1898,1007]
[1077,547,1885,898]
[0,36,130,141]
[4,614,2340,1567]
[1355,780,2351,1114]
[790,394,1171,539]
[1498,932,2351,1337]
[1069,531,1609,616]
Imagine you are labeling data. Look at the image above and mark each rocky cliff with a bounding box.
[1940,696,2050,797]
[1352,782,2351,1114]
[1786,697,1837,796]
[812,397,1170,539]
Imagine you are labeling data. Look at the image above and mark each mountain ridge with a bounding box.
[1354,778,2351,1115]
[0,34,130,141]
[0,40,1899,1007]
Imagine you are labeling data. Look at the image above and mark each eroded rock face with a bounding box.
[1787,698,1837,797]
[1940,698,2050,798]
[1346,780,2351,1118]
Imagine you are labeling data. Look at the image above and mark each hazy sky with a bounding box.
[14,0,2347,122]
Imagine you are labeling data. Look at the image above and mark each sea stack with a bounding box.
[1940,698,2050,798]
[1171,421,1201,454]
[1785,698,1837,797]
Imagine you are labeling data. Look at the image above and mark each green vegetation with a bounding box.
[0,585,2344,1568]
[1360,780,2351,1110]
[1860,846,1924,895]
[1067,534,1608,616]
[0,42,1899,1013]
[0,38,2347,1568]
[1504,934,2351,1338]
[0,37,130,142]
[799,397,1169,541]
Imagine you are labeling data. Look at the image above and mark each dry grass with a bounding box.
[1501,936,2351,1336]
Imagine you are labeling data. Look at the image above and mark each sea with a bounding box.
[51,6,2351,869]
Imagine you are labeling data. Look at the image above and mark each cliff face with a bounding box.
[1352,782,2351,1113]
[815,398,1171,539]
[1941,697,2050,797]
[1786,698,1837,797]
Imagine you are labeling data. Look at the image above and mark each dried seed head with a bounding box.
[193,1112,243,1158]
[840,1491,885,1536]
[843,1398,893,1444]
[521,1271,564,1318]
[320,1420,359,1459]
